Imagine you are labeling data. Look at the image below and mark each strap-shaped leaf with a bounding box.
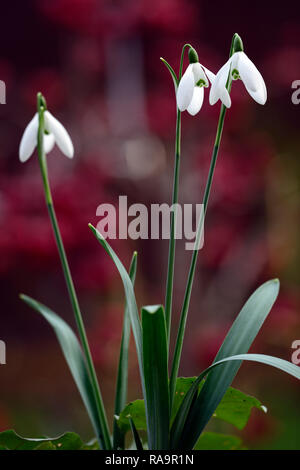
[113,252,137,449]
[174,352,300,449]
[170,377,201,448]
[88,224,144,394]
[129,418,144,451]
[142,305,170,450]
[20,294,106,447]
[179,279,280,448]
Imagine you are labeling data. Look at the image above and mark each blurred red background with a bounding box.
[0,0,300,449]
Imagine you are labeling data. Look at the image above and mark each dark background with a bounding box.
[0,0,300,449]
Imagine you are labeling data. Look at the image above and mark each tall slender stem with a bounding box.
[165,108,181,343]
[169,104,227,408]
[164,43,192,344]
[36,96,112,450]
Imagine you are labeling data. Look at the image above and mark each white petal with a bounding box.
[19,113,38,162]
[44,111,74,158]
[209,81,219,106]
[202,66,216,85]
[176,64,195,111]
[192,63,209,87]
[43,133,55,154]
[219,84,232,108]
[238,52,267,104]
[209,59,231,108]
[209,59,230,104]
[231,51,240,70]
[187,86,204,115]
[217,60,232,107]
[246,80,267,105]
[237,52,262,91]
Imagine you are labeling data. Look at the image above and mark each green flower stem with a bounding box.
[164,43,192,345]
[36,95,112,450]
[179,44,193,77]
[164,108,181,343]
[170,34,237,409]
[169,105,227,408]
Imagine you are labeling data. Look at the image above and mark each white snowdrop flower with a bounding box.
[176,47,215,116]
[210,49,267,109]
[19,110,74,162]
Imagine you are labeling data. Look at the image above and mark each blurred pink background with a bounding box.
[0,0,300,449]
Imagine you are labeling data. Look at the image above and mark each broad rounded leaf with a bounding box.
[214,387,263,430]
[0,430,83,450]
[194,432,245,450]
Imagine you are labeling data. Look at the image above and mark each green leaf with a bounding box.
[171,378,263,431]
[117,378,195,437]
[20,294,105,448]
[0,430,83,450]
[117,380,263,444]
[118,399,146,434]
[179,279,280,449]
[175,351,300,449]
[160,57,178,91]
[171,377,197,425]
[170,378,200,449]
[129,418,144,451]
[142,305,170,450]
[81,438,100,450]
[88,224,144,395]
[113,251,137,450]
[214,387,263,430]
[215,353,300,379]
[170,380,264,447]
[194,432,245,450]
[118,376,236,437]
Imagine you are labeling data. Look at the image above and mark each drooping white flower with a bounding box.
[19,111,74,162]
[176,47,215,116]
[209,51,267,108]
